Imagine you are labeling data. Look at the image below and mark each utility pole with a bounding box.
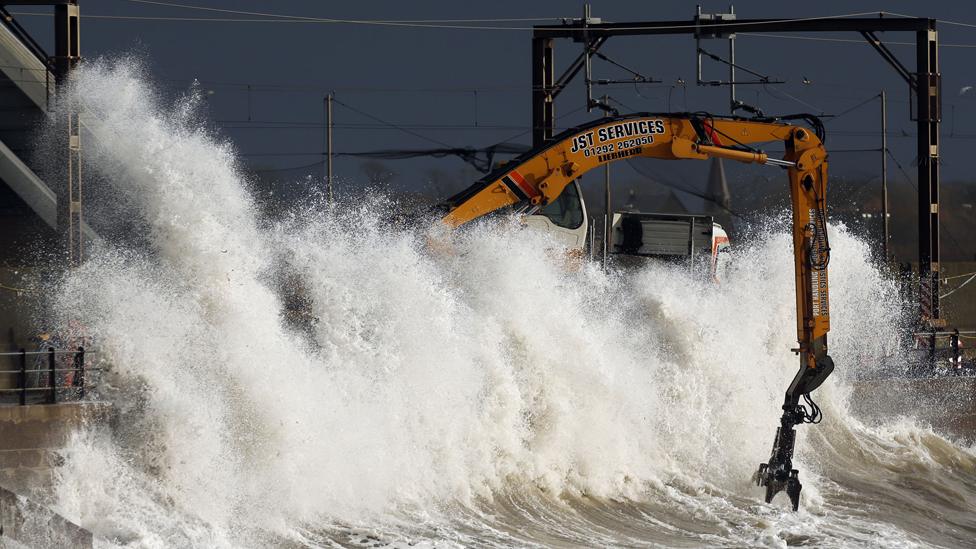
[54,3,81,268]
[589,217,596,261]
[727,4,736,113]
[604,97,611,271]
[584,3,593,112]
[604,164,611,254]
[325,92,334,204]
[881,90,889,263]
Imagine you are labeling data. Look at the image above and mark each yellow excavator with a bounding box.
[438,112,834,511]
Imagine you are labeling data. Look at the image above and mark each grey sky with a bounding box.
[14,1,976,204]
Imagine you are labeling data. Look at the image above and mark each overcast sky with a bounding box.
[13,1,976,209]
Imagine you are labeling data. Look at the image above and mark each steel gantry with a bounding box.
[531,13,942,328]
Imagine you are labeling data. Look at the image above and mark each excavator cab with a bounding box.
[524,179,588,249]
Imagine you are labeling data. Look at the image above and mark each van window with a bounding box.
[538,182,584,229]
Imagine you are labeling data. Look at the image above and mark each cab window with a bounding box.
[538,182,584,229]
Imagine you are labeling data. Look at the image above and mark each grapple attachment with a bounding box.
[755,409,805,511]
[756,355,833,511]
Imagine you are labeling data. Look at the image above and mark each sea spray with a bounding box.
[39,58,976,548]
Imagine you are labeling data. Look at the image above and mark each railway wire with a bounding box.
[12,4,976,50]
[20,4,929,34]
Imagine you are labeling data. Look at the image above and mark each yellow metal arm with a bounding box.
[438,112,834,511]
[440,114,796,227]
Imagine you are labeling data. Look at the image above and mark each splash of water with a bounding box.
[40,59,976,548]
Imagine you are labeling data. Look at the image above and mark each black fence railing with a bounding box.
[0,348,100,405]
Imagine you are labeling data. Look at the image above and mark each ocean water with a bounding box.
[32,59,976,548]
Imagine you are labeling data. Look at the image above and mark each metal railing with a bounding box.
[0,7,55,73]
[909,330,975,373]
[0,6,58,110]
[0,348,100,405]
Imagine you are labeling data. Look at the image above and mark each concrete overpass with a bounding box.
[0,3,86,352]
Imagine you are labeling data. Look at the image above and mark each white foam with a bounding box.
[42,59,970,547]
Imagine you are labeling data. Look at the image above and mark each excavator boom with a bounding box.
[439,112,834,510]
[442,113,797,226]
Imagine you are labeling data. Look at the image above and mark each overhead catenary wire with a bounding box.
[252,161,325,174]
[161,77,676,95]
[239,146,888,157]
[120,0,560,29]
[241,104,591,162]
[242,103,586,171]
[244,105,594,173]
[885,147,968,256]
[824,94,882,123]
[149,66,976,108]
[940,272,976,299]
[886,148,917,190]
[883,11,976,30]
[761,82,825,114]
[223,125,528,132]
[332,98,454,149]
[217,120,531,130]
[739,32,976,49]
[943,270,976,282]
[17,3,976,46]
[264,144,529,173]
[151,74,976,112]
[9,10,569,24]
[12,6,976,48]
[121,4,976,37]
[106,4,917,32]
